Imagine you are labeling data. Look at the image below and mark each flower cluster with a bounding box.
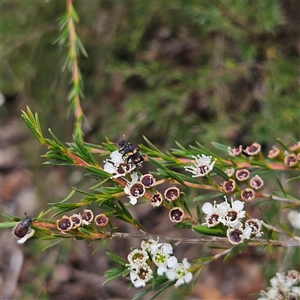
[228,142,262,156]
[104,148,183,211]
[258,270,300,300]
[221,169,264,202]
[228,141,300,168]
[202,197,263,244]
[269,141,300,168]
[127,239,193,288]
[56,209,108,233]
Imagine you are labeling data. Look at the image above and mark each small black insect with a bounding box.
[119,140,144,167]
[14,213,32,238]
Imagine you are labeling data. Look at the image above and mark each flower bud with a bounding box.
[221,179,236,193]
[129,182,146,198]
[140,174,156,188]
[228,145,243,156]
[268,146,282,159]
[94,214,109,227]
[235,169,250,181]
[225,167,235,177]
[241,188,255,202]
[169,207,184,223]
[56,215,72,233]
[150,192,163,207]
[244,142,261,156]
[81,209,94,225]
[227,228,245,244]
[70,213,82,229]
[284,153,298,168]
[245,218,262,236]
[164,187,180,202]
[249,175,264,190]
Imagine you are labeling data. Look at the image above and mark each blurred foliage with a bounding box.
[2,0,299,149]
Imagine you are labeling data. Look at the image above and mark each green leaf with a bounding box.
[42,239,63,251]
[223,244,246,262]
[211,142,229,153]
[193,192,224,202]
[164,169,185,185]
[2,213,15,221]
[0,222,16,229]
[213,166,229,180]
[103,267,129,285]
[71,137,99,166]
[147,157,167,170]
[85,166,111,178]
[192,225,226,237]
[276,138,291,152]
[21,108,44,142]
[277,220,294,237]
[249,160,269,168]
[149,281,174,300]
[286,175,300,183]
[48,129,68,149]
[77,227,92,236]
[275,175,288,197]
[106,252,127,266]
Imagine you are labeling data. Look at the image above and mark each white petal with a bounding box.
[182,258,190,269]
[103,162,116,174]
[129,196,137,205]
[161,243,173,254]
[231,200,244,212]
[131,172,139,183]
[202,202,213,214]
[184,272,193,283]
[157,266,167,276]
[124,186,130,195]
[175,278,185,287]
[110,150,124,164]
[166,269,176,281]
[17,228,35,244]
[167,256,178,268]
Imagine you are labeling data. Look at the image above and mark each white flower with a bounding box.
[287,210,300,229]
[127,249,149,266]
[245,218,263,237]
[141,239,160,253]
[141,238,166,255]
[184,154,216,177]
[160,243,173,255]
[259,270,300,300]
[124,173,145,205]
[129,264,153,288]
[103,150,136,178]
[17,228,35,244]
[218,198,245,228]
[202,201,220,227]
[166,258,193,287]
[152,250,171,276]
[166,256,179,269]
[227,225,252,244]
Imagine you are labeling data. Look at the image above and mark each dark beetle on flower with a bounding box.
[119,140,144,167]
[14,213,32,238]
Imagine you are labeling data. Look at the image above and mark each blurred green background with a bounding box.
[3,0,299,146]
[1,1,299,299]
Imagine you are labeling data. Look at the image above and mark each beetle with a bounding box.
[119,140,144,167]
[14,213,32,238]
